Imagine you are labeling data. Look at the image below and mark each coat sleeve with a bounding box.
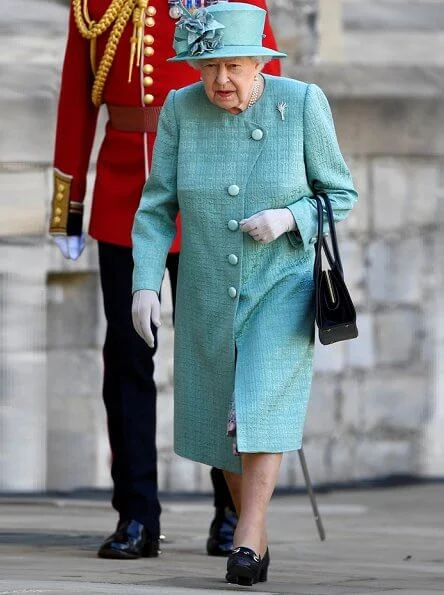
[287,84,358,251]
[50,4,99,236]
[132,91,179,294]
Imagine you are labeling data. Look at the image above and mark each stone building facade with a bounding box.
[0,0,443,492]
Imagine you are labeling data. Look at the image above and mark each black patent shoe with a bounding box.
[206,506,238,556]
[97,519,160,559]
[254,547,270,583]
[226,546,261,586]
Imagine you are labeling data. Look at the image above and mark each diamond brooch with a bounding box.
[277,102,287,121]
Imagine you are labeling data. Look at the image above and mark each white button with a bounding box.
[227,220,239,231]
[228,184,240,196]
[228,254,238,265]
[251,128,263,141]
[228,287,237,298]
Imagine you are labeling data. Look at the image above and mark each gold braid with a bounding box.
[72,0,139,106]
[91,0,137,106]
[73,0,128,39]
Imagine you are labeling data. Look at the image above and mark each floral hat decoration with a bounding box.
[170,1,286,61]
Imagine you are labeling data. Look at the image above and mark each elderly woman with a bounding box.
[132,1,357,586]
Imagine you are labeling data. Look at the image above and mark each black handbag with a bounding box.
[313,194,358,345]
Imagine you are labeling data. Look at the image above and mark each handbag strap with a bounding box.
[313,194,344,277]
[313,196,324,280]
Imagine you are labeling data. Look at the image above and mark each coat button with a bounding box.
[144,46,154,57]
[146,6,156,16]
[144,34,154,45]
[143,64,154,74]
[227,254,238,265]
[228,287,237,298]
[251,128,263,141]
[143,94,154,105]
[143,76,154,87]
[227,184,240,196]
[227,220,239,231]
[145,16,155,27]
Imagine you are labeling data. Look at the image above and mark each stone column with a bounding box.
[0,0,110,491]
[0,0,59,491]
[318,0,344,62]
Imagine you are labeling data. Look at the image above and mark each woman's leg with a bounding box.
[224,453,282,556]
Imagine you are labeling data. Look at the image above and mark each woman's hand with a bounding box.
[240,208,296,244]
[131,289,161,348]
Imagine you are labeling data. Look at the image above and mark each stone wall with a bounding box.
[289,64,444,485]
[342,0,444,65]
[1,0,443,492]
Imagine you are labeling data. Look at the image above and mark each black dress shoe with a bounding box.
[206,506,238,556]
[97,519,159,560]
[226,546,261,586]
[254,547,270,583]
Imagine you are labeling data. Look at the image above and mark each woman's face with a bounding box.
[198,57,263,113]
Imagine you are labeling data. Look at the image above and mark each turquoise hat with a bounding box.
[169,2,286,62]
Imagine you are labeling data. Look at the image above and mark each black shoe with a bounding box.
[254,547,270,583]
[226,546,261,586]
[206,506,238,556]
[97,519,160,560]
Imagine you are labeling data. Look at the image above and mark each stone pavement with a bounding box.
[0,484,443,594]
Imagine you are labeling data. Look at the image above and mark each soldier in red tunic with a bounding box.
[50,0,280,559]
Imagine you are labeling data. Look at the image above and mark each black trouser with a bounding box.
[98,242,233,539]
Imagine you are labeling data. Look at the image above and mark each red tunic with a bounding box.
[51,0,281,251]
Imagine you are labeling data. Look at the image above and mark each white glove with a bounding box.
[240,208,296,244]
[132,289,161,348]
[53,233,86,260]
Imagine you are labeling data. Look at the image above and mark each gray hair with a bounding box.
[252,56,272,65]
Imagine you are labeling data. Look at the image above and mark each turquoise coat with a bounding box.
[133,75,357,473]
